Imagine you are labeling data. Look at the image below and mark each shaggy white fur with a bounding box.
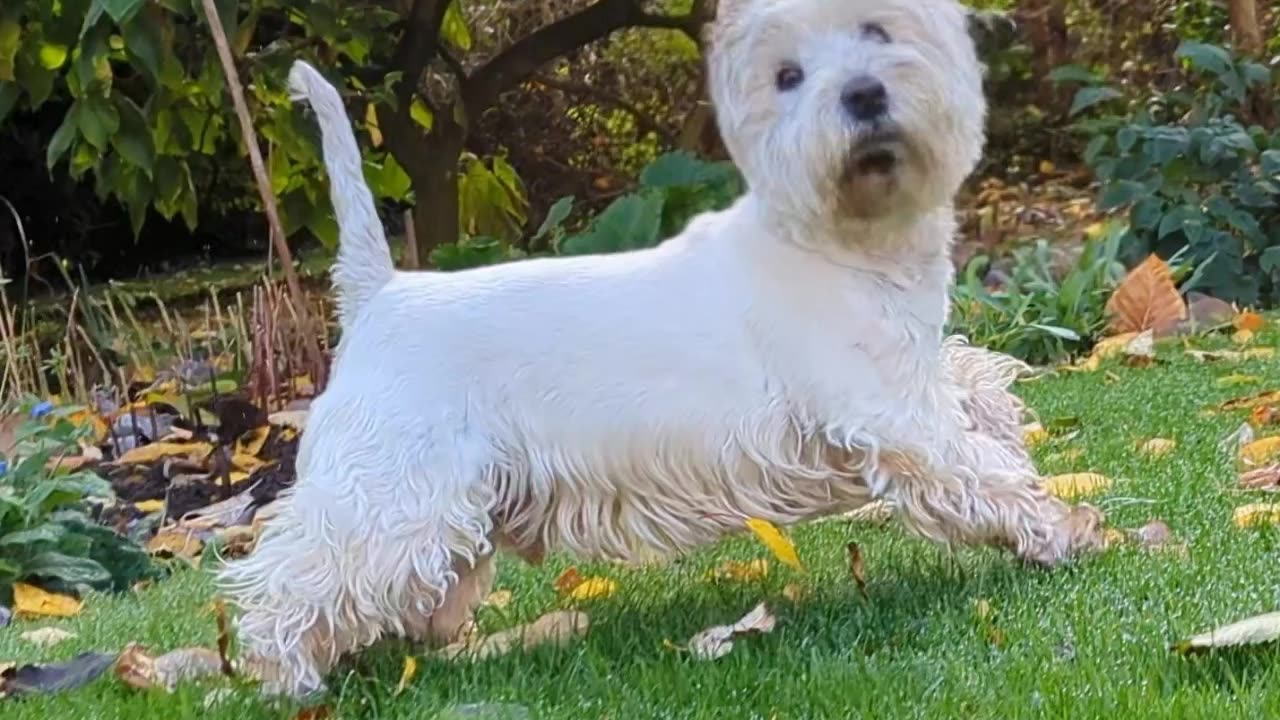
[221,0,1104,696]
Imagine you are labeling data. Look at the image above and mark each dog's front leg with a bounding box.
[862,431,1104,567]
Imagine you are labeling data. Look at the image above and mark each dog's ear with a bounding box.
[965,9,1018,57]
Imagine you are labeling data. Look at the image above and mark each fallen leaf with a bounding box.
[0,652,116,698]
[781,583,807,602]
[1220,390,1280,412]
[483,590,513,610]
[14,583,82,618]
[1249,405,1279,428]
[835,500,893,524]
[1174,611,1280,653]
[1023,422,1049,447]
[973,598,1005,647]
[1218,374,1261,388]
[268,410,309,431]
[438,611,590,661]
[115,441,213,466]
[1241,437,1280,468]
[293,706,333,720]
[744,518,804,571]
[1186,349,1243,363]
[1138,438,1176,457]
[19,627,77,648]
[1233,503,1280,529]
[394,656,417,696]
[846,542,868,599]
[234,426,271,457]
[213,600,234,677]
[146,530,204,562]
[706,558,770,583]
[115,643,226,692]
[1093,332,1140,360]
[565,577,617,602]
[553,567,584,595]
[134,499,165,514]
[1102,528,1128,548]
[1233,329,1255,345]
[1122,330,1156,366]
[1239,465,1280,491]
[1104,254,1187,336]
[686,603,777,661]
[1235,311,1266,332]
[1041,473,1113,500]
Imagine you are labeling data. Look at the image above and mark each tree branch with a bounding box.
[391,0,452,105]
[461,0,704,116]
[531,74,674,144]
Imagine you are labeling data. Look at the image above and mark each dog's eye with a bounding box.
[775,64,805,92]
[862,22,891,43]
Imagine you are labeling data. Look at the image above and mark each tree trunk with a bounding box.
[1023,0,1070,111]
[1229,0,1263,56]
[407,142,462,261]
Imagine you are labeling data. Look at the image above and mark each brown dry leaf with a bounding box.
[1234,311,1266,332]
[1122,330,1156,366]
[1234,503,1280,529]
[1105,254,1187,335]
[14,583,82,618]
[1240,437,1280,468]
[1249,406,1279,428]
[706,558,770,583]
[1041,473,1113,500]
[553,567,584,595]
[1220,390,1280,412]
[1239,465,1280,491]
[1138,438,1176,457]
[115,441,213,466]
[213,600,234,677]
[146,530,204,562]
[19,627,77,648]
[438,610,590,661]
[685,603,777,661]
[116,643,226,692]
[846,542,868,600]
[294,706,333,720]
[1174,611,1280,654]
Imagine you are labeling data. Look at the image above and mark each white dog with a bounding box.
[222,0,1103,696]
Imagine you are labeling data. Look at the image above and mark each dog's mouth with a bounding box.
[845,131,907,179]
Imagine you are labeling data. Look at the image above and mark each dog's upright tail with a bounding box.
[287,60,394,327]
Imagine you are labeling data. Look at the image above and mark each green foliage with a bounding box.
[0,401,153,599]
[1072,41,1280,307]
[557,151,743,256]
[947,224,1129,364]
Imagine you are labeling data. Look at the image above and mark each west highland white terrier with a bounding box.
[222,0,1104,696]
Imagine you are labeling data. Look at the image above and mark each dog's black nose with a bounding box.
[842,76,888,121]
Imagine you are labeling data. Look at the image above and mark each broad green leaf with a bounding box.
[0,19,19,81]
[1047,64,1102,85]
[440,0,472,51]
[24,551,111,586]
[101,0,143,23]
[560,191,665,256]
[0,81,18,124]
[47,104,81,170]
[76,94,120,150]
[79,0,106,40]
[410,97,434,132]
[1069,86,1123,117]
[0,523,67,547]
[1098,180,1147,211]
[534,196,574,241]
[1175,41,1231,76]
[121,12,163,83]
[16,51,56,106]
[111,93,154,173]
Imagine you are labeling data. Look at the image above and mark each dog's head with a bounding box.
[709,0,986,226]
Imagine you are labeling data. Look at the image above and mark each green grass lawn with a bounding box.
[4,330,1280,719]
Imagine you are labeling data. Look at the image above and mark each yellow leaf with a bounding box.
[781,583,807,602]
[67,409,109,443]
[231,453,268,473]
[1041,473,1113,500]
[744,518,805,572]
[1038,159,1056,175]
[1138,438,1176,457]
[1218,374,1261,388]
[134,499,165,514]
[706,558,770,583]
[566,577,617,602]
[483,590,513,610]
[1084,222,1105,238]
[1233,329,1255,345]
[1241,437,1280,467]
[14,583,82,618]
[365,104,384,148]
[1093,332,1139,360]
[394,656,417,696]
[1233,503,1280,529]
[1234,311,1266,332]
[234,426,271,457]
[1104,254,1187,335]
[1023,423,1049,447]
[116,441,213,465]
[146,530,203,561]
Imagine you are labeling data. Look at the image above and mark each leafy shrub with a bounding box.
[0,401,152,601]
[1069,42,1280,306]
[947,224,1129,364]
